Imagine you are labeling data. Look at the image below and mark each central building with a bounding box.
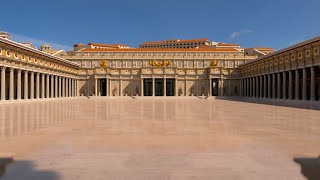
[58,38,273,97]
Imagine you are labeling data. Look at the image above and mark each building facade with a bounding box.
[239,36,320,101]
[0,33,79,101]
[60,44,258,97]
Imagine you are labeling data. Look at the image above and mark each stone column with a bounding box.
[295,70,299,100]
[109,79,112,96]
[282,72,287,99]
[302,68,307,100]
[246,78,248,97]
[310,67,315,101]
[24,71,28,99]
[46,74,50,98]
[17,69,21,100]
[253,77,255,97]
[209,78,212,96]
[62,77,65,97]
[152,78,155,96]
[245,78,248,97]
[277,73,281,99]
[9,68,14,100]
[175,78,177,96]
[76,79,79,96]
[59,76,62,98]
[141,78,143,96]
[259,76,263,98]
[120,79,122,96]
[55,76,58,98]
[70,79,72,97]
[36,73,40,99]
[239,79,242,97]
[272,73,276,99]
[164,78,166,96]
[288,71,293,100]
[249,77,252,97]
[95,78,98,96]
[1,67,5,100]
[256,76,259,98]
[41,73,45,99]
[51,75,54,98]
[185,79,187,96]
[66,78,69,97]
[30,72,34,100]
[268,74,271,98]
[263,75,267,98]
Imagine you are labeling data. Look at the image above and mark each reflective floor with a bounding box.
[1,98,320,179]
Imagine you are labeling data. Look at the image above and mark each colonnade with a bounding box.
[0,66,78,101]
[241,67,320,101]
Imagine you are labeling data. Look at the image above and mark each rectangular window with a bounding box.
[187,61,193,68]
[177,61,182,68]
[126,61,132,68]
[228,61,234,68]
[92,61,96,68]
[136,61,142,68]
[197,61,203,68]
[86,61,91,68]
[116,61,121,68]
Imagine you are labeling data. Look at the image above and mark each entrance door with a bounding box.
[144,79,153,96]
[155,79,164,96]
[166,78,175,96]
[212,79,219,96]
[100,78,107,96]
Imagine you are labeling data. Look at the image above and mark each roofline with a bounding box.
[0,37,80,67]
[239,36,320,67]
[77,48,240,53]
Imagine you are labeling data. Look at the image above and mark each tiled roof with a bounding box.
[217,43,239,46]
[78,47,240,52]
[88,42,120,48]
[73,43,85,47]
[141,38,209,45]
[254,47,275,51]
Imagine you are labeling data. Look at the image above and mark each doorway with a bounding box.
[100,78,107,96]
[166,78,175,96]
[143,79,152,96]
[155,79,164,96]
[212,79,219,96]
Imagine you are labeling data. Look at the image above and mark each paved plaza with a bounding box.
[0,98,320,179]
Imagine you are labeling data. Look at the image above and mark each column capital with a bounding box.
[1,66,6,71]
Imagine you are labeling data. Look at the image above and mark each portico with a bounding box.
[240,36,320,101]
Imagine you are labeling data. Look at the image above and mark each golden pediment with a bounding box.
[149,59,171,67]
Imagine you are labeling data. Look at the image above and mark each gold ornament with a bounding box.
[100,60,108,68]
[210,60,218,67]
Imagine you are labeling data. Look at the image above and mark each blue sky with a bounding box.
[1,0,319,50]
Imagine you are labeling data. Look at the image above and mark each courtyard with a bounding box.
[0,97,320,179]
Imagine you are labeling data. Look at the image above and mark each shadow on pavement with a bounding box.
[214,96,320,110]
[130,96,137,99]
[0,157,13,177]
[1,160,60,180]
[294,156,320,180]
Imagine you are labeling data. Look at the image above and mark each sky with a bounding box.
[1,0,319,50]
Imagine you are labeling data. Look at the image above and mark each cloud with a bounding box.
[230,30,253,39]
[10,32,71,50]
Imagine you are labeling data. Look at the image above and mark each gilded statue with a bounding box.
[100,60,108,68]
[210,60,218,67]
[149,59,172,67]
